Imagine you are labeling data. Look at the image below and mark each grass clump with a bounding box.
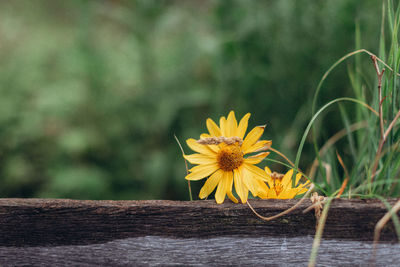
[304,1,400,199]
[304,1,400,265]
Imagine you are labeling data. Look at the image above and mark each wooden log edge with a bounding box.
[0,198,399,246]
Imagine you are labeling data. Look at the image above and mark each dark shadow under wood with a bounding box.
[0,198,398,246]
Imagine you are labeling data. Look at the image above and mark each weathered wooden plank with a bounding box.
[0,198,398,247]
[0,236,399,266]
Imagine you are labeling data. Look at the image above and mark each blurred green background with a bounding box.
[0,0,382,200]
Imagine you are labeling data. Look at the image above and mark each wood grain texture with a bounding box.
[0,198,399,247]
[1,236,399,267]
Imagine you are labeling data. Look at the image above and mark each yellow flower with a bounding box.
[184,111,271,204]
[264,167,310,199]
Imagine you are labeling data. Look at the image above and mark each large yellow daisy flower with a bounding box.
[184,111,271,204]
[264,167,310,199]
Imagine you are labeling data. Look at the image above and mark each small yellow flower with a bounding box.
[184,111,271,204]
[264,167,310,199]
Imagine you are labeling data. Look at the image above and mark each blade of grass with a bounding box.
[295,97,378,184]
[308,197,333,267]
[338,104,357,161]
[174,134,193,201]
[309,121,367,180]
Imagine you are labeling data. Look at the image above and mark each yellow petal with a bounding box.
[200,133,210,138]
[264,166,274,185]
[236,113,250,139]
[226,111,238,137]
[243,184,249,201]
[227,191,239,203]
[265,178,274,187]
[244,140,272,154]
[265,166,272,174]
[295,187,309,196]
[233,168,247,203]
[242,168,255,194]
[206,118,221,137]
[186,138,216,156]
[219,116,227,137]
[255,180,270,199]
[241,126,265,153]
[243,163,269,182]
[199,169,223,199]
[278,188,300,199]
[294,173,303,185]
[215,171,231,204]
[294,173,310,188]
[281,169,294,189]
[244,152,270,164]
[242,167,270,199]
[185,163,219,181]
[226,173,238,203]
[267,188,278,199]
[209,145,220,153]
[184,154,216,165]
[298,180,311,189]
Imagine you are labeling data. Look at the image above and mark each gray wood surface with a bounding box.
[0,236,399,266]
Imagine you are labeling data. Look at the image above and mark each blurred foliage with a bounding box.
[0,0,382,200]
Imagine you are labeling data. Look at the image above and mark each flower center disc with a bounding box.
[217,144,244,171]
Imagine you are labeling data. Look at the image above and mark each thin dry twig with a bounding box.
[368,54,400,182]
[371,55,385,138]
[253,144,272,153]
[310,192,326,230]
[372,199,400,262]
[371,108,400,178]
[246,152,270,159]
[384,109,400,138]
[369,55,400,181]
[371,109,400,181]
[357,49,400,76]
[197,136,243,146]
[246,184,315,221]
[302,198,328,214]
